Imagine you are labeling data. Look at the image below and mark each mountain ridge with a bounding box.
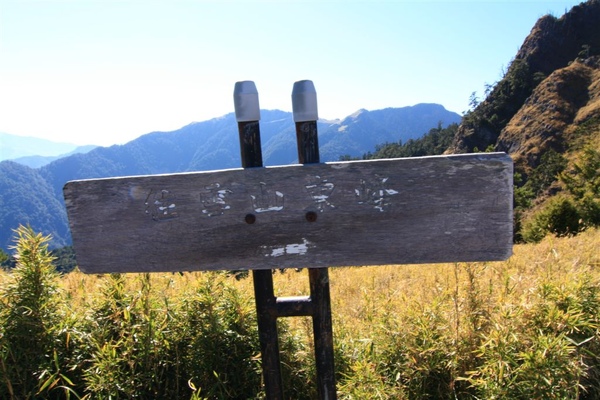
[497,56,600,172]
[11,145,98,168]
[0,104,460,250]
[443,0,600,242]
[448,0,600,159]
[0,132,95,162]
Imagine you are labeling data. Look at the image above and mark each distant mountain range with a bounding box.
[0,132,97,166]
[10,145,98,168]
[0,104,460,250]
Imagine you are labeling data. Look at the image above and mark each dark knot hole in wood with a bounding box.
[305,211,318,223]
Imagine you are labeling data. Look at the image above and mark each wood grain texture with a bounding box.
[63,153,513,273]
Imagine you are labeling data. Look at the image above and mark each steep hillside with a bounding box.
[440,0,600,242]
[0,162,70,248]
[449,0,600,159]
[497,56,600,172]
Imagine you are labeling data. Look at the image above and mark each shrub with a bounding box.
[521,196,581,242]
[0,226,71,399]
[465,274,600,399]
[561,145,600,228]
[81,272,178,398]
[174,275,262,399]
[379,298,456,399]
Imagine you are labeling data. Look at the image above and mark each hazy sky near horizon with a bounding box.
[1,0,584,146]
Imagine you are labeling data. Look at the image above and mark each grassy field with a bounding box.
[1,226,599,399]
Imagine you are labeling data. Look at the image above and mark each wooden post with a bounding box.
[235,79,337,399]
[234,81,263,168]
[292,80,320,165]
[293,80,337,399]
[234,81,284,399]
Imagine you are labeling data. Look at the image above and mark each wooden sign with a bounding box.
[63,153,513,274]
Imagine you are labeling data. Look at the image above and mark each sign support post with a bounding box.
[234,81,285,398]
[292,80,337,399]
[234,80,337,399]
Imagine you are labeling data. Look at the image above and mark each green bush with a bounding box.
[521,196,581,243]
[175,276,262,399]
[80,272,178,398]
[0,248,8,265]
[520,146,600,243]
[464,275,600,399]
[561,145,600,228]
[0,226,73,399]
[378,298,456,399]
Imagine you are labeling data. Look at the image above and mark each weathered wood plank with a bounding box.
[63,153,513,273]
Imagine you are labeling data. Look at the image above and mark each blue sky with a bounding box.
[0,0,584,146]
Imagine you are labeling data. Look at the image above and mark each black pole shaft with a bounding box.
[237,119,284,399]
[238,107,336,399]
[295,121,320,164]
[295,119,337,400]
[238,121,263,168]
[252,269,283,399]
[309,268,336,399]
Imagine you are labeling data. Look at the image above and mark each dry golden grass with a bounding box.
[575,59,600,123]
[12,228,600,339]
[235,227,600,346]
[502,58,600,173]
[58,228,599,333]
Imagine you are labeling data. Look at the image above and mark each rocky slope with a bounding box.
[448,0,600,171]
[497,56,600,172]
